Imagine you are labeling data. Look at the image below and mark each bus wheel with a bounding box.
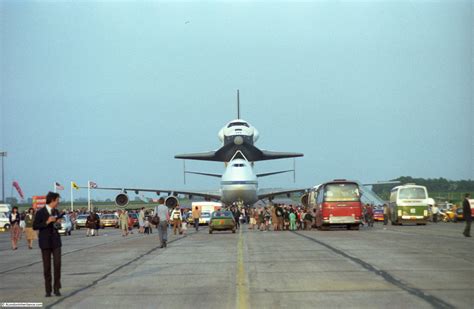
[321,225,330,231]
[350,224,360,230]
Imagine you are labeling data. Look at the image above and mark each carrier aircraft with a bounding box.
[95,91,306,207]
[99,152,306,208]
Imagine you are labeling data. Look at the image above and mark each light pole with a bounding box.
[0,152,7,203]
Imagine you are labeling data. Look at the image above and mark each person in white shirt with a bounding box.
[154,198,170,248]
[170,206,183,235]
[138,207,145,234]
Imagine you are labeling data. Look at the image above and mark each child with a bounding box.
[144,217,151,234]
[181,219,187,235]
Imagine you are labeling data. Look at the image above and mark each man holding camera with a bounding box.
[33,192,63,297]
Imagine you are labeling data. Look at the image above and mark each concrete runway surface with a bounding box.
[0,222,473,309]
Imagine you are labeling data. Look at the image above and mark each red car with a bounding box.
[128,213,139,227]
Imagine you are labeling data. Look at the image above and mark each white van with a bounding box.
[0,212,10,230]
[0,204,12,214]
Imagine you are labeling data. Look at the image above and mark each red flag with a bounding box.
[12,181,25,199]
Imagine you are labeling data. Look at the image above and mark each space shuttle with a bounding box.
[175,90,303,162]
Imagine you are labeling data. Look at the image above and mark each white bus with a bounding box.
[389,184,429,225]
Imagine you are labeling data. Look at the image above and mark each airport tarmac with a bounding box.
[0,222,473,309]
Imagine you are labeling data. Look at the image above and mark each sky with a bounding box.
[0,0,473,201]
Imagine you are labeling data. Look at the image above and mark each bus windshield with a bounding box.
[324,183,360,202]
[399,187,426,200]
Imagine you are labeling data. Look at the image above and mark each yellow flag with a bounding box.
[71,181,80,190]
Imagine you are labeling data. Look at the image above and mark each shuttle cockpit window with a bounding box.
[232,163,245,167]
[228,122,249,128]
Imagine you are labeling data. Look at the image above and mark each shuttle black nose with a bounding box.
[234,136,244,145]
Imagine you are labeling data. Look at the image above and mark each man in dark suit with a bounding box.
[33,192,63,297]
[462,193,472,237]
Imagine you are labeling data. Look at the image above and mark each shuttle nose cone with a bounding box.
[234,136,244,145]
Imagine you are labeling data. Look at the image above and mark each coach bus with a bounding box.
[389,184,429,225]
[307,180,363,230]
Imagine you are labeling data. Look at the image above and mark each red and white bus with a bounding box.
[307,180,363,230]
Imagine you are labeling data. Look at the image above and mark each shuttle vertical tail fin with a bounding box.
[237,89,240,119]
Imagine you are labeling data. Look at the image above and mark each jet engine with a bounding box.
[115,193,129,207]
[165,196,179,208]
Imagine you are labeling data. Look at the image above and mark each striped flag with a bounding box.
[89,181,98,189]
[55,182,64,190]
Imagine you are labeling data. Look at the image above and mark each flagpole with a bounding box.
[53,182,57,193]
[87,180,91,212]
[70,181,74,212]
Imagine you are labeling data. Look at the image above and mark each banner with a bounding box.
[12,181,25,199]
[32,195,47,209]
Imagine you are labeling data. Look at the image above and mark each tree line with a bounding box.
[372,176,474,197]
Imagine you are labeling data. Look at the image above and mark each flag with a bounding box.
[72,181,80,190]
[12,181,24,199]
[55,182,64,190]
[89,181,98,189]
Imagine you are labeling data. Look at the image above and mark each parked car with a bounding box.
[454,208,464,221]
[75,214,88,229]
[200,212,211,225]
[100,214,119,228]
[128,213,139,227]
[58,215,73,236]
[373,208,384,222]
[209,211,236,234]
[0,212,11,230]
[186,211,194,225]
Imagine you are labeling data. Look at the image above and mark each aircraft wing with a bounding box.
[91,186,221,201]
[257,188,308,201]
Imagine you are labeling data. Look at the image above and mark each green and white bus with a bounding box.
[389,184,429,225]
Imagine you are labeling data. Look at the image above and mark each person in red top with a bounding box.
[128,214,134,234]
[366,205,374,227]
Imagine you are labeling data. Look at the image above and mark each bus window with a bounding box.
[324,183,360,202]
[399,187,426,200]
[309,192,317,205]
[390,189,397,203]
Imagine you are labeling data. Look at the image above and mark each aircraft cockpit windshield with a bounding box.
[232,163,245,167]
[228,122,249,128]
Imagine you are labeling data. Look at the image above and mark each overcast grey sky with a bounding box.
[1,0,473,201]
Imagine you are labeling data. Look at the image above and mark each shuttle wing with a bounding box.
[92,186,221,201]
[174,151,218,161]
[258,150,304,161]
[175,143,303,162]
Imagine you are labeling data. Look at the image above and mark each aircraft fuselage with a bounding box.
[220,158,258,205]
